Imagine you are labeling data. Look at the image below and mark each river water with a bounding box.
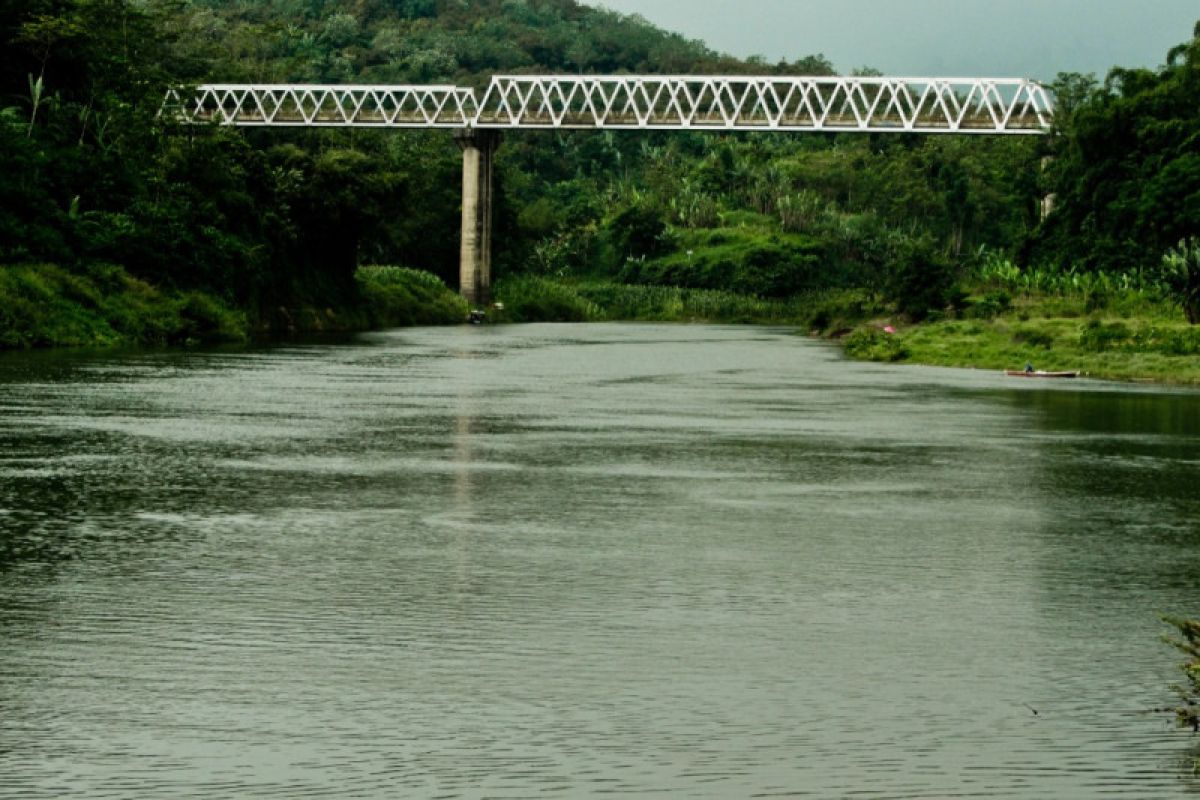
[1,323,1198,798]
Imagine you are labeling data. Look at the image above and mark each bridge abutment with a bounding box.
[455,129,501,307]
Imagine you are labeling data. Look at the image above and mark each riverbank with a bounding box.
[0,264,466,350]
[490,275,876,326]
[492,276,1200,386]
[839,289,1200,385]
[7,266,1198,386]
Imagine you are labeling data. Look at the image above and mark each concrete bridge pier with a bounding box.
[455,129,501,307]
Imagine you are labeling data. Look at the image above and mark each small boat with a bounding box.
[1006,370,1079,379]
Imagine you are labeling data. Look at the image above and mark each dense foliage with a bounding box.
[1037,24,1200,277]
[1,0,1198,349]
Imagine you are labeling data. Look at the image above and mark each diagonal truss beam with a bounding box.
[165,75,1053,135]
[164,84,479,128]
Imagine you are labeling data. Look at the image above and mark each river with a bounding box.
[1,323,1198,798]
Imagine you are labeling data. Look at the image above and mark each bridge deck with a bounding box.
[167,75,1052,134]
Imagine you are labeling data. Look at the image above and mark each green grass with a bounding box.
[840,288,1200,385]
[0,263,247,349]
[0,263,467,352]
[619,226,823,298]
[354,265,468,327]
[493,276,879,326]
[498,273,1200,387]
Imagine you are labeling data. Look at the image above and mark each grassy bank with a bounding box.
[0,263,248,349]
[840,287,1200,385]
[493,274,1200,386]
[354,266,468,328]
[7,263,1197,387]
[0,263,466,351]
[493,275,878,326]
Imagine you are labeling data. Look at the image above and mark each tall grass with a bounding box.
[0,263,247,349]
[354,266,468,326]
[493,275,879,327]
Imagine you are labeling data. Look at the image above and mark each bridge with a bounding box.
[165,75,1054,304]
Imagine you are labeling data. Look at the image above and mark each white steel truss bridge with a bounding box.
[168,74,1053,135]
[165,74,1053,306]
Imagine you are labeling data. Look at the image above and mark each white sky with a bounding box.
[589,0,1199,79]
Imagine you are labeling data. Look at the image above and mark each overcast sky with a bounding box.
[589,0,1199,80]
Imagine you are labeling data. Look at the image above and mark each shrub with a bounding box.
[1011,326,1055,349]
[621,228,822,298]
[0,263,248,349]
[355,266,468,326]
[1159,238,1200,324]
[493,276,602,322]
[968,290,1013,320]
[606,202,671,262]
[177,292,248,343]
[1079,319,1132,351]
[843,326,909,362]
[1163,616,1200,733]
[886,237,962,322]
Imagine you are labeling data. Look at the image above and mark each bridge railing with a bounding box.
[165,76,1052,134]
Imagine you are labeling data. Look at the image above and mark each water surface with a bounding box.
[1,324,1198,798]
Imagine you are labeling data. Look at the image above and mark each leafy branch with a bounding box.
[1164,616,1200,732]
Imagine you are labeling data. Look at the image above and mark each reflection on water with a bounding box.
[1,324,1199,799]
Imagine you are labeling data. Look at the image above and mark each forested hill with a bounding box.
[1,1,1198,348]
[171,0,833,83]
[0,0,837,315]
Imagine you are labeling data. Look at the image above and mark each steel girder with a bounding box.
[165,84,479,127]
[167,75,1053,134]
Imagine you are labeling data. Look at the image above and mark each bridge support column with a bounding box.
[455,129,501,307]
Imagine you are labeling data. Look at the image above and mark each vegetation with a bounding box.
[1160,239,1200,324]
[494,276,876,326]
[1163,617,1200,735]
[0,263,246,348]
[830,255,1200,383]
[0,0,1198,387]
[1035,24,1200,281]
[356,265,467,327]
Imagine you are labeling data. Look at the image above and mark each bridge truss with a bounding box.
[167,74,1052,135]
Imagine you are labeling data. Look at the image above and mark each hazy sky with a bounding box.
[589,0,1199,80]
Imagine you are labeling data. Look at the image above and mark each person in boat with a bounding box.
[1025,362,1035,374]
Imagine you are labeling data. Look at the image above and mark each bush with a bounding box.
[1079,319,1132,351]
[1160,238,1200,324]
[843,326,909,362]
[621,228,823,298]
[493,276,603,322]
[1131,325,1200,356]
[886,237,963,322]
[1011,326,1055,349]
[606,202,671,262]
[0,263,247,349]
[355,266,468,326]
[967,290,1013,320]
[1163,616,1200,733]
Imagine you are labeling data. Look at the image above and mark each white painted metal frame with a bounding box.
[164,84,478,127]
[477,76,1051,133]
[167,75,1052,134]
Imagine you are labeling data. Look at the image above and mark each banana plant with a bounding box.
[27,73,44,138]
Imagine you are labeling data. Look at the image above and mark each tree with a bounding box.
[1036,22,1200,273]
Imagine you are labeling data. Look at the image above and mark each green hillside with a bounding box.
[1,1,1198,354]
